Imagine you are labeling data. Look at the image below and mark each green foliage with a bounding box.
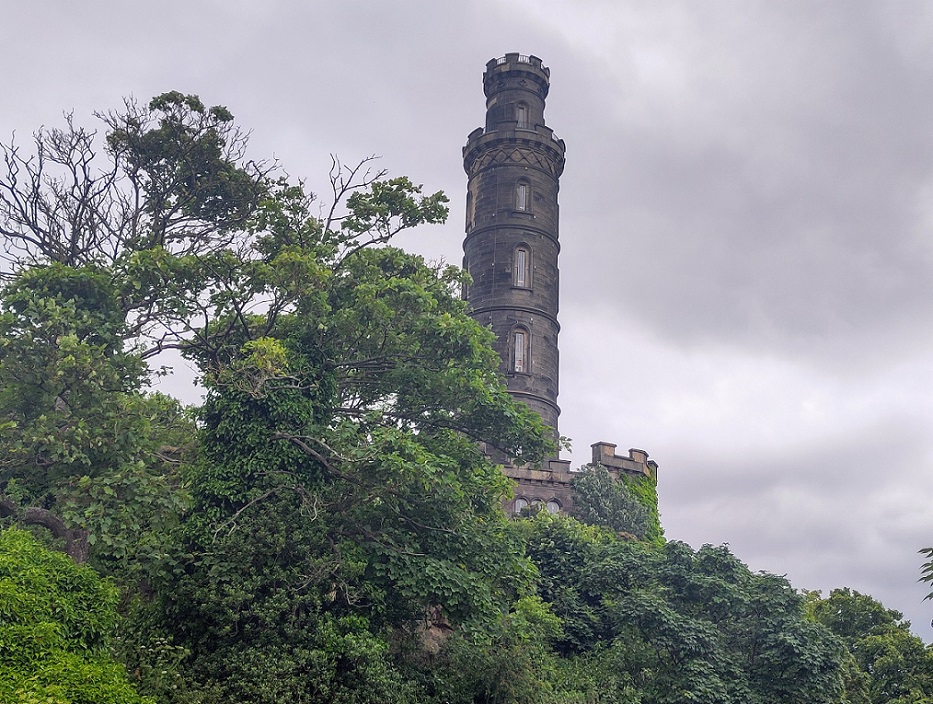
[572,464,652,541]
[519,513,846,703]
[0,263,193,567]
[0,90,281,695]
[0,89,262,570]
[808,587,906,642]
[9,91,916,704]
[810,588,933,704]
[0,265,144,483]
[108,91,262,235]
[423,596,564,704]
[571,464,663,546]
[119,143,553,698]
[0,528,150,703]
[621,472,664,545]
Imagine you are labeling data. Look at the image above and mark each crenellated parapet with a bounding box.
[503,447,660,519]
[484,53,550,96]
[591,442,658,479]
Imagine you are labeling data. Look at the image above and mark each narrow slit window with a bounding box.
[516,183,528,211]
[462,257,470,299]
[516,104,528,129]
[514,330,527,373]
[514,247,528,287]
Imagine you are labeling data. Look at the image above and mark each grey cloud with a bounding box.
[555,2,933,375]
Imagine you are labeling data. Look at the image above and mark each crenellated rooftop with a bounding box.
[591,443,657,479]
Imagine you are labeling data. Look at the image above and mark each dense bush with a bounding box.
[0,528,150,703]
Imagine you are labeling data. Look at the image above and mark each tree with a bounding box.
[572,463,651,540]
[425,596,564,704]
[0,263,192,565]
[810,588,933,704]
[1,91,555,701]
[520,513,847,704]
[0,528,150,703]
[6,91,872,704]
[0,92,264,565]
[0,91,265,276]
[152,166,554,699]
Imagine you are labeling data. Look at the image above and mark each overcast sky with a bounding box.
[5,0,933,639]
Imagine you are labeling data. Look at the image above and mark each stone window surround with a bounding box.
[512,497,562,515]
[511,325,530,374]
[515,181,530,211]
[513,243,532,288]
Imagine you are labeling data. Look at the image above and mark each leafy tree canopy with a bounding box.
[0,91,259,567]
[519,514,846,704]
[571,463,651,540]
[809,588,933,704]
[156,170,554,699]
[0,90,553,702]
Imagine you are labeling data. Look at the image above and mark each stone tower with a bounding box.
[463,54,657,517]
[462,53,566,445]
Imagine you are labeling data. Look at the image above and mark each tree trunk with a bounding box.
[0,497,90,563]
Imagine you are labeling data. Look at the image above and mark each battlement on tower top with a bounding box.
[488,53,548,71]
[484,53,550,85]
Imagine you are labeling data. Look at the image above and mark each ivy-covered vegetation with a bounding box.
[2,93,932,702]
[572,463,664,544]
[0,528,152,703]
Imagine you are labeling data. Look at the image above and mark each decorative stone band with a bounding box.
[507,388,561,417]
[465,145,564,179]
[468,303,560,330]
[463,131,566,178]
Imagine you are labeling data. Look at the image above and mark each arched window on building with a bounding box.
[515,182,529,211]
[545,500,561,515]
[513,498,528,515]
[513,245,531,288]
[512,326,530,373]
[516,103,529,129]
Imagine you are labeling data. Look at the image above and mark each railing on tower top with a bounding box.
[495,54,540,67]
